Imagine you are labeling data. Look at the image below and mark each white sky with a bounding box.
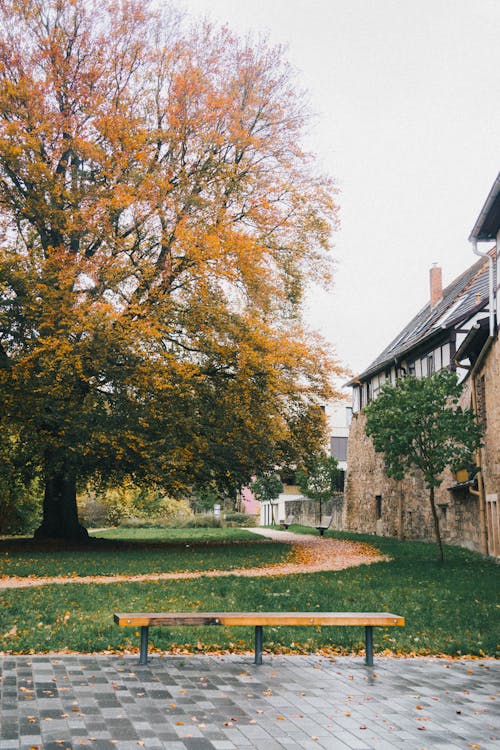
[178,0,500,377]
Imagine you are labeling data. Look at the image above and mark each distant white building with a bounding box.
[259,396,350,526]
[326,399,352,473]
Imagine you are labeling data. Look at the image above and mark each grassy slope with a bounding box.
[0,528,498,657]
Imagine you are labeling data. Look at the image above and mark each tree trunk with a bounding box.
[34,465,89,542]
[397,482,404,540]
[428,485,444,562]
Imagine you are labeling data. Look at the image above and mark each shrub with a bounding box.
[177,514,223,528]
[224,512,256,527]
[0,477,42,535]
[78,483,193,528]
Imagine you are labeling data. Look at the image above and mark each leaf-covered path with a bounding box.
[0,530,386,590]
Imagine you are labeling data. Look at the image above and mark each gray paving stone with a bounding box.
[1,654,499,749]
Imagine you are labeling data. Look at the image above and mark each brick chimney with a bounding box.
[430,263,443,308]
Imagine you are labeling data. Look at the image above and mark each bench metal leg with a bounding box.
[365,626,373,666]
[139,626,149,665]
[255,626,263,665]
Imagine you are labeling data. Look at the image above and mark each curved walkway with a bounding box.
[0,529,387,590]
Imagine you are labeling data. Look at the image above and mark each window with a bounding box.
[435,347,442,372]
[353,388,361,413]
[375,495,382,520]
[331,436,348,462]
[442,343,451,368]
[427,354,435,376]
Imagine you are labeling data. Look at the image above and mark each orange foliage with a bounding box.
[0,0,342,512]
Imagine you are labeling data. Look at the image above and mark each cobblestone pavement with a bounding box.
[1,654,498,749]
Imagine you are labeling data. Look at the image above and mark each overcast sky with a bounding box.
[178,0,500,378]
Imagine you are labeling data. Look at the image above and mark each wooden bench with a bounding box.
[114,611,404,667]
[280,514,295,529]
[316,515,332,536]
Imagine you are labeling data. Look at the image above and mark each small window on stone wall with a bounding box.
[375,495,382,520]
[438,504,448,528]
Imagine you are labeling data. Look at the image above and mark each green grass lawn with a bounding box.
[0,527,289,577]
[0,528,498,657]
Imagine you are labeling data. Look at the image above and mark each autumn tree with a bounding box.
[0,0,340,541]
[364,371,483,562]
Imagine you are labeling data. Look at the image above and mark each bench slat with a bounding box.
[114,612,405,627]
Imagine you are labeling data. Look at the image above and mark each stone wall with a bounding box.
[282,494,344,528]
[477,337,499,494]
[343,362,497,554]
[473,336,500,555]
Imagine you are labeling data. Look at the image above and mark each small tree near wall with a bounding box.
[250,474,283,525]
[364,370,483,562]
[296,452,341,521]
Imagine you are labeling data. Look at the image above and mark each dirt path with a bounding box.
[0,529,387,590]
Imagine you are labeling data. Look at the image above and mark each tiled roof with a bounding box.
[469,172,500,241]
[351,252,492,383]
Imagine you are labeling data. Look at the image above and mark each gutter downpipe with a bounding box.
[469,239,497,556]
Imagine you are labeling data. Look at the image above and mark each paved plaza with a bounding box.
[0,653,498,750]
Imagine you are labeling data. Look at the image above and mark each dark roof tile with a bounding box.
[351,252,492,383]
